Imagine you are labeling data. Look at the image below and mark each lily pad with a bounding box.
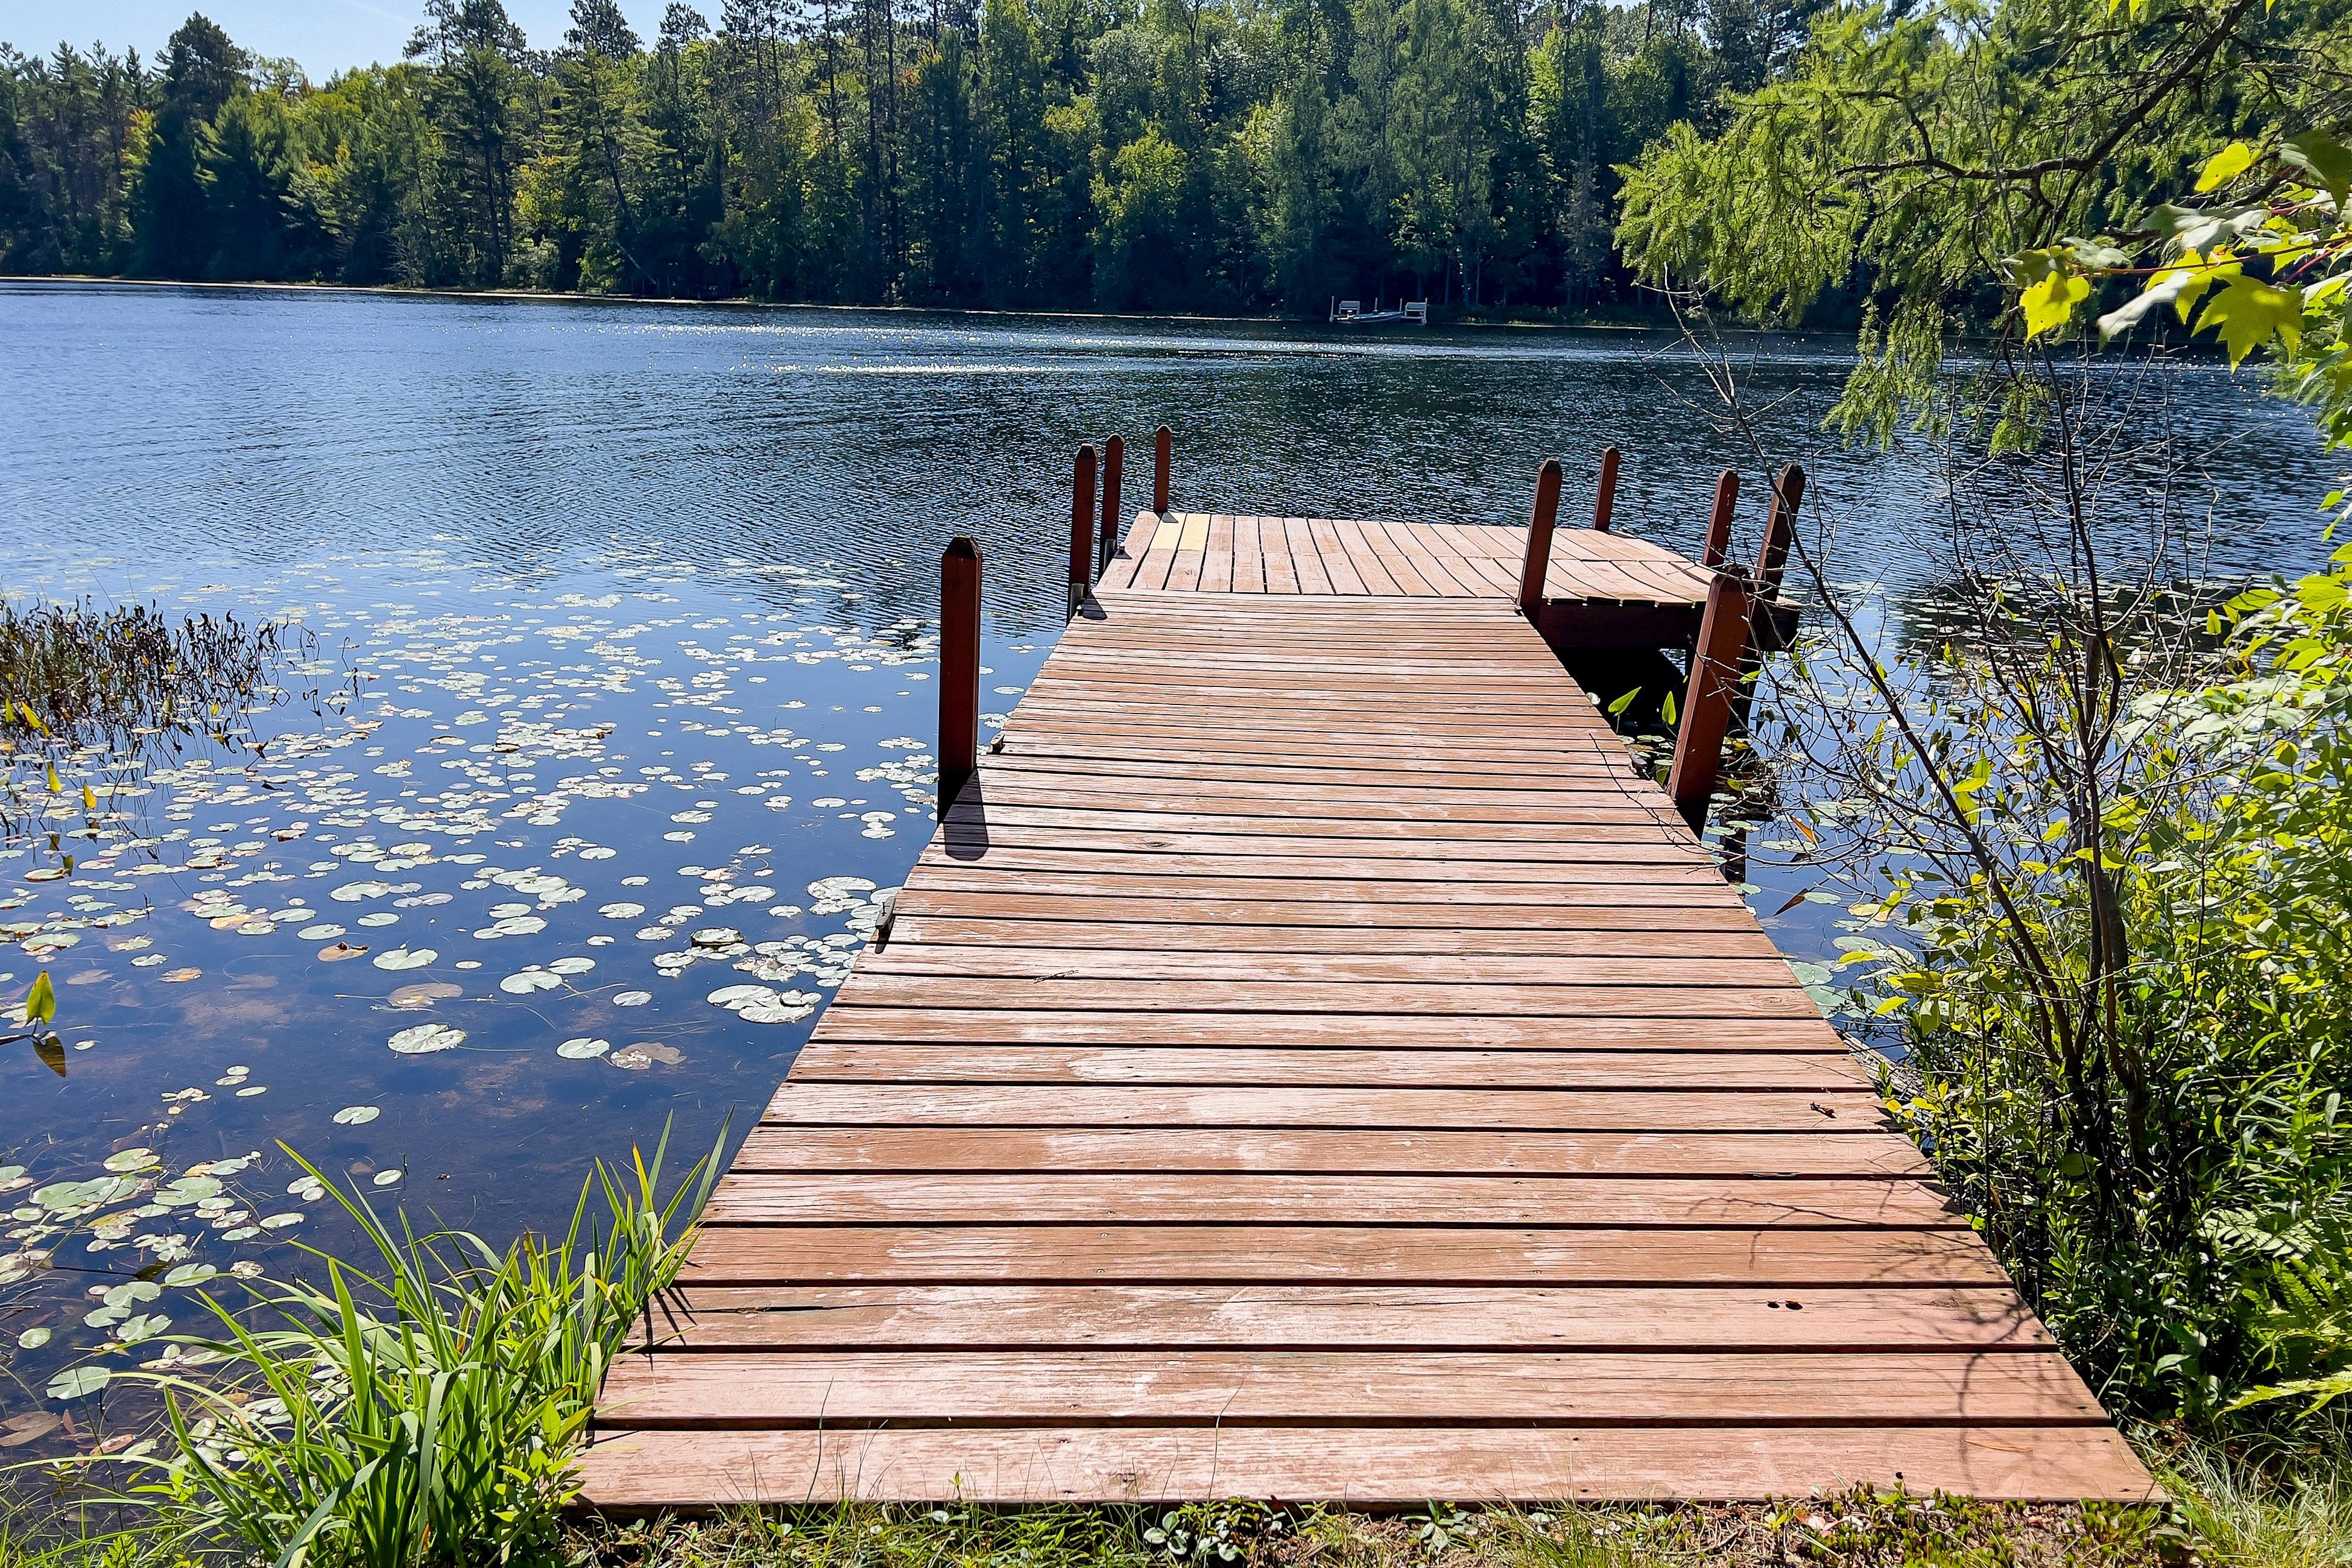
[45,1365,110,1401]
[318,943,368,962]
[373,947,437,970]
[473,916,546,940]
[388,981,463,1009]
[387,1023,466,1055]
[556,1036,611,1059]
[498,969,563,995]
[332,1105,381,1125]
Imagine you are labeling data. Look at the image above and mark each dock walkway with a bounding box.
[580,508,2154,1509]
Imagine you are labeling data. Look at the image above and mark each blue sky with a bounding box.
[0,0,666,74]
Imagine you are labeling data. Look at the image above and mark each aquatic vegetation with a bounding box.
[0,599,330,844]
[90,1127,721,1567]
[0,599,308,753]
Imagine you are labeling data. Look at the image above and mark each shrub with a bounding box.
[1881,546,2352,1419]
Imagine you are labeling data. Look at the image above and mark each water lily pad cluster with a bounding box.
[0,531,1051,1429]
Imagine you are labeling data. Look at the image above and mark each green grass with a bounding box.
[9,1440,2348,1567]
[2154,1433,2352,1568]
[566,1490,2180,1568]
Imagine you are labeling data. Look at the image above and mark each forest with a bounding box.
[0,0,1814,313]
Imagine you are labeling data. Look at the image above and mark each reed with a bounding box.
[98,1124,721,1568]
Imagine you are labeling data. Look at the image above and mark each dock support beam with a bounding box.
[938,535,982,817]
[1517,458,1563,618]
[1590,446,1621,533]
[1153,426,1172,514]
[1067,443,1097,619]
[1667,567,1756,832]
[1099,435,1124,577]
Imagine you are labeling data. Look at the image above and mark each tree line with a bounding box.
[0,0,1818,313]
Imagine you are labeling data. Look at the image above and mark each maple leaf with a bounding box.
[2022,269,2090,338]
[2195,276,2306,365]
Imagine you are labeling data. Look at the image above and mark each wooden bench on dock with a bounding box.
[578,434,2154,1510]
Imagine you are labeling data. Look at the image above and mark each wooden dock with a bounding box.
[579,452,2153,1510]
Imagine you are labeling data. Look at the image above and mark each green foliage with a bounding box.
[104,1126,721,1568]
[1614,0,2346,439]
[1,0,1815,312]
[1862,549,2352,1418]
[2154,1437,2352,1568]
[22,969,54,1026]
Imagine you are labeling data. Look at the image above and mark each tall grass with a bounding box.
[112,1124,721,1568]
[2158,1434,2352,1568]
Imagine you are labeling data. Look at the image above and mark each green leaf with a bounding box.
[24,970,54,1027]
[1605,687,1642,717]
[2196,140,2255,192]
[1660,689,1678,727]
[2099,267,2209,337]
[2283,130,2352,208]
[2195,276,2305,366]
[2022,270,2090,338]
[44,1365,110,1401]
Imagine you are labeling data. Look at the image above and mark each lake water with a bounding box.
[0,280,2336,1434]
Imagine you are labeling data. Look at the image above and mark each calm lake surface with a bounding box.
[0,280,2335,1427]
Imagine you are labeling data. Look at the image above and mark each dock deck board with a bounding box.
[579,522,2154,1510]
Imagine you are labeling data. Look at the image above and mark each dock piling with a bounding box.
[1100,435,1124,577]
[1590,446,1622,533]
[1754,463,1806,607]
[938,534,982,815]
[1701,469,1740,570]
[1153,426,1172,513]
[1667,566,1757,832]
[1517,459,1564,619]
[1067,444,1098,619]
[1731,463,1807,728]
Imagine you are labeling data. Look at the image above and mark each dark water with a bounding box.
[0,280,2335,1430]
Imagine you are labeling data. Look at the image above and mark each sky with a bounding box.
[0,0,665,74]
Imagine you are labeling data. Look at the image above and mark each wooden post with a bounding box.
[1700,468,1740,570]
[1666,568,1757,833]
[1066,443,1096,619]
[1152,426,1172,513]
[1517,458,1563,619]
[938,535,982,817]
[1753,463,1807,602]
[1590,446,1622,533]
[1099,434,1124,577]
[1731,461,1808,729]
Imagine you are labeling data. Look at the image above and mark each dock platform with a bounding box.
[579,489,2154,1509]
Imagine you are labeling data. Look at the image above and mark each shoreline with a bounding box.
[0,273,1678,332]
